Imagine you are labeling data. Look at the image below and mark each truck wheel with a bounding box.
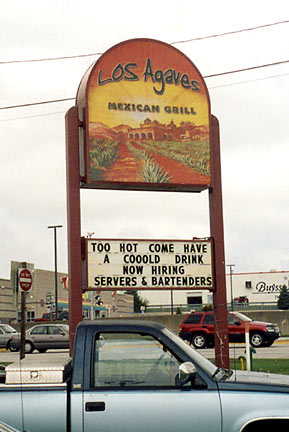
[250,332,264,348]
[25,341,34,354]
[192,333,207,349]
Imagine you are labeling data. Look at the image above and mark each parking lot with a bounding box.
[0,338,288,363]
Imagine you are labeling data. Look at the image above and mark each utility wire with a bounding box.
[0,58,288,111]
[170,19,289,44]
[1,20,288,65]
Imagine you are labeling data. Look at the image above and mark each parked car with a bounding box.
[35,312,53,322]
[179,311,281,349]
[0,324,18,351]
[8,323,69,353]
[35,311,69,322]
[233,296,249,304]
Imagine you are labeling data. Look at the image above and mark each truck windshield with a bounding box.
[161,328,218,378]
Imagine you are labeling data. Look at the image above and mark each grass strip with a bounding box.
[211,358,289,375]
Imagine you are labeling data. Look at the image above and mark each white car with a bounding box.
[0,324,18,351]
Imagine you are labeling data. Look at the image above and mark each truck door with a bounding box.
[82,331,221,432]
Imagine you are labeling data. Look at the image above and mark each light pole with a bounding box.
[48,225,63,320]
[226,264,235,311]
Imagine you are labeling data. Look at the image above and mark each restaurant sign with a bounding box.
[77,38,211,192]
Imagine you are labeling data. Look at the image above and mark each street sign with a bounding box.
[18,268,33,292]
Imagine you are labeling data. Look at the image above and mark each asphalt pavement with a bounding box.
[0,338,288,363]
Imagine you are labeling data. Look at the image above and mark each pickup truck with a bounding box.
[0,319,289,432]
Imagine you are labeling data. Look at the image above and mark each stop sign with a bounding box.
[18,268,33,292]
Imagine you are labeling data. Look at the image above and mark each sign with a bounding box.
[86,239,214,291]
[77,38,211,192]
[18,268,33,292]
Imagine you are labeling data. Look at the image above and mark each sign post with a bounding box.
[66,38,229,366]
[18,265,33,359]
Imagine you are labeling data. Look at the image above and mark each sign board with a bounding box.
[86,239,214,291]
[18,268,33,292]
[77,38,211,192]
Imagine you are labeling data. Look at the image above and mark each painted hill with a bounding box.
[89,122,118,140]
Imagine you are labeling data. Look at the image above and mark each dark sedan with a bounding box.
[9,324,69,353]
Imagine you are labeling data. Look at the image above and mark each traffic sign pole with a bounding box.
[20,263,29,359]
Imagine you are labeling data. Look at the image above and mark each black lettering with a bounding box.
[143,105,151,112]
[181,74,191,89]
[153,70,165,95]
[112,64,124,82]
[143,58,155,83]
[108,102,117,110]
[98,70,113,86]
[124,63,139,81]
[164,69,174,84]
[103,254,110,264]
[172,70,181,85]
[191,80,200,92]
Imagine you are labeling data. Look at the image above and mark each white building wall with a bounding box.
[143,270,289,307]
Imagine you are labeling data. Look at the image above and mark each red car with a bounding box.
[179,311,281,349]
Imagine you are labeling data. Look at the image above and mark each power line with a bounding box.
[204,59,289,78]
[1,20,288,65]
[0,52,102,65]
[209,71,289,90]
[0,98,74,110]
[0,58,288,111]
[170,19,289,45]
[0,111,66,122]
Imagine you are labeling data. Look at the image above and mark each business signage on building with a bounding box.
[85,238,214,291]
[77,38,211,192]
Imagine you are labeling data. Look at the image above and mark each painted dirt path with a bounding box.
[132,142,210,185]
[104,139,143,182]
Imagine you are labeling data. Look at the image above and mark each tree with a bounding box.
[277,285,289,310]
[125,290,149,313]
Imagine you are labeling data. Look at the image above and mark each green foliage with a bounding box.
[127,142,171,183]
[202,305,213,311]
[125,290,149,313]
[138,139,210,176]
[277,285,289,310]
[89,139,119,180]
[142,159,171,183]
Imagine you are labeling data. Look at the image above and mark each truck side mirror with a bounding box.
[179,362,197,384]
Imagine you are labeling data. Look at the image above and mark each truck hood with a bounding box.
[250,320,277,327]
[226,369,289,390]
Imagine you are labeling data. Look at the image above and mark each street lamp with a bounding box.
[48,225,63,320]
[226,264,235,311]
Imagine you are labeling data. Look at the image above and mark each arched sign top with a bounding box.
[77,38,212,192]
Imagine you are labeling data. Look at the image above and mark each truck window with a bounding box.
[92,332,181,389]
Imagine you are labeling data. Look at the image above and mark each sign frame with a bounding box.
[84,237,215,291]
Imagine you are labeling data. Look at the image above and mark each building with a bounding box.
[0,261,134,323]
[143,269,289,310]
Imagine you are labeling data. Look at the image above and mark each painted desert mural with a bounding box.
[88,118,210,186]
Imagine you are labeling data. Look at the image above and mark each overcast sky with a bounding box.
[1,0,289,279]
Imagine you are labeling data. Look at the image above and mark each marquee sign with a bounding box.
[85,238,214,291]
[77,38,211,192]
